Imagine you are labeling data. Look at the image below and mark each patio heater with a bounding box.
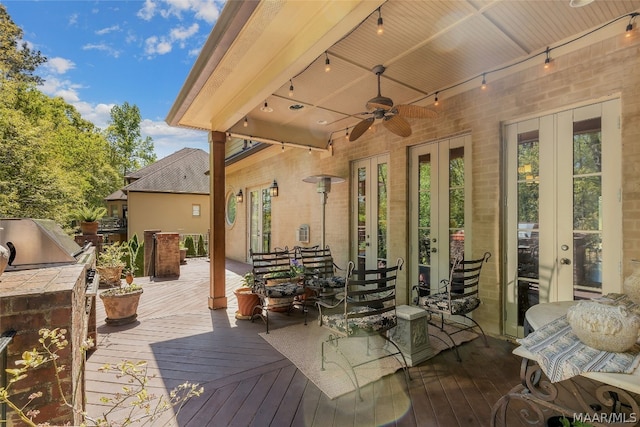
[302,175,345,248]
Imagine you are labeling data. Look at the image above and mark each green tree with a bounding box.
[0,79,120,225]
[0,4,46,83]
[106,102,156,177]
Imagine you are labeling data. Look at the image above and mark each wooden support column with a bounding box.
[209,131,227,309]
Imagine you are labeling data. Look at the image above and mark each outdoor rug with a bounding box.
[259,321,478,399]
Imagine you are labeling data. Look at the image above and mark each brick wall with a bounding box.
[0,263,91,426]
[224,32,640,336]
[154,232,180,278]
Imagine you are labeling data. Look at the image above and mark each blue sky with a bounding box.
[3,0,225,159]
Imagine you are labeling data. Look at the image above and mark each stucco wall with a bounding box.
[127,192,210,241]
[224,33,640,337]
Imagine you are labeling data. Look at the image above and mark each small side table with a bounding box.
[390,305,434,367]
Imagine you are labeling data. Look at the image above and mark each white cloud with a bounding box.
[192,1,220,24]
[72,101,114,129]
[96,25,121,35]
[137,0,157,21]
[140,119,209,158]
[82,43,121,58]
[44,57,76,74]
[139,0,220,24]
[144,36,172,56]
[68,13,78,26]
[39,75,83,103]
[170,23,199,41]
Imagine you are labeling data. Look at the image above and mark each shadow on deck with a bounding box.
[85,257,533,427]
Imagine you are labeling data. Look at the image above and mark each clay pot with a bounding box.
[234,287,260,320]
[100,288,143,326]
[80,221,99,235]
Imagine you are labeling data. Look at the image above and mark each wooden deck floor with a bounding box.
[85,258,531,427]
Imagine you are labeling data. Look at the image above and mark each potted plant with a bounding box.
[99,240,144,325]
[234,272,260,320]
[72,205,107,235]
[100,281,143,326]
[179,242,188,265]
[96,242,126,287]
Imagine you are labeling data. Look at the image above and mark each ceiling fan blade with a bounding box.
[349,117,375,142]
[383,114,412,137]
[395,104,438,119]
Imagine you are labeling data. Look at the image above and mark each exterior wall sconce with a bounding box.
[236,189,243,203]
[269,180,279,197]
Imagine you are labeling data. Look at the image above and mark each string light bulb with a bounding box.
[345,129,349,140]
[243,117,248,127]
[377,8,384,35]
[324,52,331,72]
[288,79,294,97]
[260,100,273,113]
[481,73,487,90]
[544,47,552,69]
[434,92,439,106]
[625,13,638,37]
[281,142,285,151]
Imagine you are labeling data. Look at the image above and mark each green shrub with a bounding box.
[123,234,144,276]
[197,235,206,256]
[184,236,196,257]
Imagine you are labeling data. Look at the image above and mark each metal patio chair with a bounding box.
[317,258,410,400]
[250,248,307,333]
[297,246,345,303]
[413,251,491,361]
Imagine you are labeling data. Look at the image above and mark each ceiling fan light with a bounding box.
[569,0,594,7]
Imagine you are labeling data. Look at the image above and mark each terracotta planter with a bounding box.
[234,287,260,320]
[100,289,143,326]
[96,266,123,287]
[80,221,99,235]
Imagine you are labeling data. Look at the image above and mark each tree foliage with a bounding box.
[0,79,121,225]
[0,6,121,228]
[106,102,156,177]
[0,4,46,84]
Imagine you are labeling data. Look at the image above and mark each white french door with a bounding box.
[351,155,389,271]
[409,135,472,293]
[504,99,622,337]
[248,186,272,258]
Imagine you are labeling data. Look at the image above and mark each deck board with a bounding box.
[85,257,551,427]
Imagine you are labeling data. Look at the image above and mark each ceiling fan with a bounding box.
[349,65,437,142]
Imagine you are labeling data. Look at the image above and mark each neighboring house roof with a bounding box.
[105,189,127,201]
[123,148,210,194]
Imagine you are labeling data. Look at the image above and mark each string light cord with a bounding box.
[410,11,639,105]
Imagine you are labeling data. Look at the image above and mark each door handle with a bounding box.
[560,258,571,265]
[431,248,437,253]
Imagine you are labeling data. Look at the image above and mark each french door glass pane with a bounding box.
[357,167,367,270]
[449,147,464,259]
[573,118,602,298]
[517,130,540,325]
[261,189,271,252]
[418,154,431,286]
[377,163,388,267]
